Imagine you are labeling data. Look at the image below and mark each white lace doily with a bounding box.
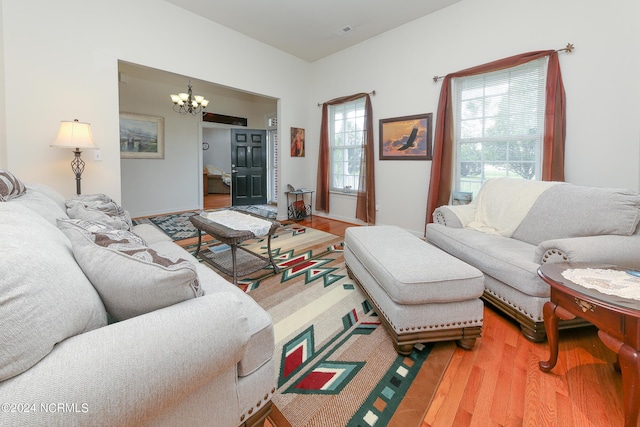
[202,210,272,237]
[561,268,640,301]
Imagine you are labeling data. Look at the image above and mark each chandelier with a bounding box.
[170,80,209,116]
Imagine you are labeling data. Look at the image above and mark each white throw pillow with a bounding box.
[72,193,114,204]
[0,205,107,382]
[66,198,133,230]
[58,220,204,321]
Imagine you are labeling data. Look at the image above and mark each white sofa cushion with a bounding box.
[0,204,107,381]
[512,184,640,245]
[9,187,68,225]
[26,183,68,214]
[58,219,204,321]
[427,223,549,298]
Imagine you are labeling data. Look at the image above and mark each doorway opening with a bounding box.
[117,60,279,218]
[202,125,232,210]
[201,119,278,214]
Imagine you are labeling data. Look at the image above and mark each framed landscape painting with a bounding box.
[119,112,164,159]
[379,113,432,160]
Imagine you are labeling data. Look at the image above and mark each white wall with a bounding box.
[0,2,6,169]
[119,75,202,216]
[1,0,311,222]
[308,0,640,235]
[203,128,232,173]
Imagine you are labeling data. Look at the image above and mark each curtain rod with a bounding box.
[432,43,575,83]
[317,90,376,106]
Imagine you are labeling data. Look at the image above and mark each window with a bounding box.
[453,58,547,197]
[329,97,366,192]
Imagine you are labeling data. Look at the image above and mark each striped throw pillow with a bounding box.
[0,169,27,202]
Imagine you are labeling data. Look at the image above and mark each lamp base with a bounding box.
[71,149,85,196]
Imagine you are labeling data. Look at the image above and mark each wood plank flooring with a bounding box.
[423,306,624,427]
[202,195,626,426]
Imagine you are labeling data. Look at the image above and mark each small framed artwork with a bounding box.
[291,127,305,157]
[379,113,432,160]
[119,112,164,159]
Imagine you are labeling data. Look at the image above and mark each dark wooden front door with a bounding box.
[231,129,267,206]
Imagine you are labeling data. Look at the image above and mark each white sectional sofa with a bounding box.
[0,169,275,427]
[426,178,640,341]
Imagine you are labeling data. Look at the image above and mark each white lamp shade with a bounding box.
[51,120,96,149]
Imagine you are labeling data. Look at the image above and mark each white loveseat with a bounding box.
[426,178,640,341]
[0,170,275,427]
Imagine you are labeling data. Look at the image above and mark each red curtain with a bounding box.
[316,103,332,212]
[425,50,566,232]
[316,93,376,224]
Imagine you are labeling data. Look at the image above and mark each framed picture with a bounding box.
[379,113,432,160]
[119,112,164,159]
[291,127,305,157]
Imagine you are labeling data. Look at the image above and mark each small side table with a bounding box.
[538,262,640,427]
[285,190,314,221]
[189,211,280,285]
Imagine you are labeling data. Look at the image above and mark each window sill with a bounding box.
[330,190,357,197]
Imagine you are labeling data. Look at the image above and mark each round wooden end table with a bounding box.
[538,262,640,427]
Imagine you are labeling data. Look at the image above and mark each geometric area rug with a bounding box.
[132,205,277,241]
[187,224,455,427]
[133,211,198,241]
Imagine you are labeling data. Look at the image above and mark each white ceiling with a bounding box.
[164,0,462,62]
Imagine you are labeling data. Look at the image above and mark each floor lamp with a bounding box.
[51,119,97,196]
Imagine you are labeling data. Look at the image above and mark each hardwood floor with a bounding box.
[422,307,623,427]
[203,193,231,210]
[201,196,626,426]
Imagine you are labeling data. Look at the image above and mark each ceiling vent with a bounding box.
[334,26,353,36]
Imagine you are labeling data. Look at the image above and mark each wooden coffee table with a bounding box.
[189,210,281,285]
[538,262,640,427]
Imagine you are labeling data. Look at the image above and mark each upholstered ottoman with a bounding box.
[344,225,484,355]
